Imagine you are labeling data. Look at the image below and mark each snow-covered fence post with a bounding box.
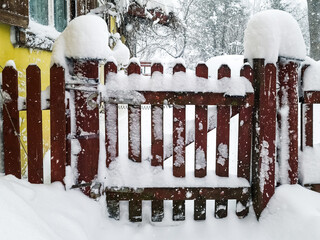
[73,59,100,195]
[278,60,299,184]
[251,59,277,219]
[127,59,142,163]
[50,65,66,183]
[215,64,231,219]
[194,62,208,221]
[26,65,43,183]
[172,61,186,221]
[236,63,254,218]
[104,60,118,168]
[2,66,21,178]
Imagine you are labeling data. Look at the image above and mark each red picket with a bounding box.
[172,62,186,221]
[2,66,21,178]
[105,61,118,168]
[66,99,71,166]
[195,63,208,178]
[236,63,253,218]
[26,65,43,184]
[50,65,66,183]
[215,64,231,219]
[128,61,142,162]
[73,59,100,195]
[151,63,164,167]
[304,104,313,147]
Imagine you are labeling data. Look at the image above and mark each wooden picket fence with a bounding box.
[0,56,315,221]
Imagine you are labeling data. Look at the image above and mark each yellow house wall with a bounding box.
[0,23,51,176]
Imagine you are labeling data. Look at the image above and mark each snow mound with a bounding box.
[51,15,111,68]
[299,144,320,184]
[302,58,320,91]
[244,10,306,63]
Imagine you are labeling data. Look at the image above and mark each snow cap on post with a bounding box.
[244,10,306,63]
[51,15,111,68]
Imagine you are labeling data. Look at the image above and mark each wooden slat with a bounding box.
[236,64,253,218]
[172,63,186,221]
[194,197,206,220]
[128,62,141,162]
[129,199,142,222]
[105,61,118,167]
[50,65,66,183]
[151,63,164,167]
[304,104,313,147]
[108,91,254,106]
[73,60,100,195]
[215,64,231,219]
[2,66,21,178]
[107,199,120,220]
[151,200,164,222]
[106,187,251,201]
[252,60,277,219]
[26,65,43,184]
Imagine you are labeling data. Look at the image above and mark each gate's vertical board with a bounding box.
[128,61,141,162]
[50,65,66,183]
[150,62,165,222]
[2,66,21,178]
[236,64,253,218]
[129,200,142,222]
[26,65,43,184]
[105,61,118,168]
[252,60,276,219]
[304,104,313,147]
[151,63,164,167]
[215,64,231,219]
[301,65,312,148]
[66,99,71,166]
[172,63,186,221]
[278,61,299,184]
[194,63,208,220]
[73,60,100,195]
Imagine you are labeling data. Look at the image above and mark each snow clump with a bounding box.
[244,10,306,63]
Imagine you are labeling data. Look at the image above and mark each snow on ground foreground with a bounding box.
[1,175,320,240]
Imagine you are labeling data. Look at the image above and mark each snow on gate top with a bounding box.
[244,10,306,63]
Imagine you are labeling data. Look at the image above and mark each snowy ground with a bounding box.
[0,174,320,240]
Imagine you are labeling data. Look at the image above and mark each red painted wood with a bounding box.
[50,65,66,183]
[127,62,141,75]
[195,63,208,178]
[151,63,164,167]
[73,60,100,195]
[128,62,142,162]
[251,60,277,219]
[66,99,71,166]
[26,65,43,184]
[215,64,231,219]
[136,91,254,106]
[151,63,163,76]
[172,63,186,221]
[304,104,313,147]
[2,66,21,178]
[105,61,118,168]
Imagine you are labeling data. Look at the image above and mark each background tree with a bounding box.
[307,0,320,60]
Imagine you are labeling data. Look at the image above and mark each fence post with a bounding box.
[2,66,21,178]
[278,60,299,184]
[26,65,43,183]
[252,59,277,219]
[301,65,312,148]
[215,64,231,219]
[72,59,100,195]
[50,64,66,183]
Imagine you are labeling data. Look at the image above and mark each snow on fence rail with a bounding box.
[1,56,310,221]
